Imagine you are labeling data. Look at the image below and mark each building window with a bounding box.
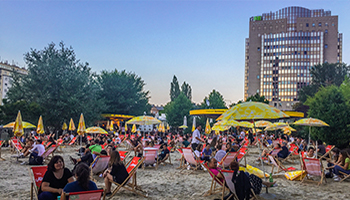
[332,23,335,26]
[318,22,322,27]
[325,23,328,26]
[325,29,328,33]
[325,44,328,48]
[257,47,260,51]
[312,23,315,27]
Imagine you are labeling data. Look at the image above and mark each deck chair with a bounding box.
[301,157,326,185]
[339,171,350,182]
[164,146,173,165]
[143,148,159,170]
[0,140,5,161]
[268,155,295,175]
[176,148,186,169]
[202,163,226,197]
[182,147,204,172]
[42,145,58,163]
[280,145,299,163]
[109,157,147,198]
[319,145,335,160]
[61,189,105,200]
[237,147,248,167]
[218,152,238,169]
[68,137,77,146]
[119,150,130,163]
[91,155,110,175]
[10,139,23,155]
[29,166,48,200]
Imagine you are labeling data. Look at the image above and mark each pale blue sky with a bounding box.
[1,0,349,106]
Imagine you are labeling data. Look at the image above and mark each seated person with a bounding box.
[208,158,224,183]
[257,143,281,162]
[201,143,212,162]
[182,136,190,148]
[20,138,34,157]
[194,144,203,159]
[326,147,340,177]
[61,163,98,199]
[89,139,102,160]
[28,139,46,165]
[225,143,236,153]
[38,156,74,200]
[214,144,227,162]
[305,147,316,159]
[157,143,170,164]
[70,144,93,171]
[298,141,308,153]
[277,142,289,159]
[317,140,326,157]
[329,150,350,181]
[103,151,129,196]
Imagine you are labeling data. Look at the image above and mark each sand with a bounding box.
[0,144,350,200]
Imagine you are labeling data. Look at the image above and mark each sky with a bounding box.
[1,0,349,106]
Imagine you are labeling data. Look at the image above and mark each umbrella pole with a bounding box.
[308,126,311,148]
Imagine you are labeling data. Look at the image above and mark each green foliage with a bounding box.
[181,81,192,100]
[201,89,227,109]
[165,93,193,127]
[0,100,43,125]
[98,70,150,115]
[170,75,180,101]
[305,85,350,148]
[299,62,350,103]
[246,93,269,104]
[5,42,105,129]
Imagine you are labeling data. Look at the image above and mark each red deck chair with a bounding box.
[202,163,225,197]
[29,166,48,200]
[301,157,326,185]
[182,147,204,172]
[68,137,77,146]
[218,152,238,169]
[176,148,185,169]
[119,150,131,163]
[237,147,248,166]
[61,189,105,200]
[268,155,296,174]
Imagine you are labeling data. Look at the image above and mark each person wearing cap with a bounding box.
[277,142,289,159]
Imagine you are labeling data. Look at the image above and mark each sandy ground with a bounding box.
[0,144,350,200]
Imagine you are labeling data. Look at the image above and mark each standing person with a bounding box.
[191,125,204,151]
[38,156,74,200]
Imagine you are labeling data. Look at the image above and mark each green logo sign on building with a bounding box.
[254,16,262,21]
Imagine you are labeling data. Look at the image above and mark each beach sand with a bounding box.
[0,145,350,200]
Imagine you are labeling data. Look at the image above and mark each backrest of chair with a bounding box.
[69,137,76,145]
[154,144,161,150]
[11,139,23,151]
[270,148,281,157]
[203,163,224,186]
[326,145,333,152]
[92,155,110,174]
[42,146,56,159]
[177,149,183,155]
[221,152,238,167]
[126,157,142,173]
[237,147,247,161]
[268,155,280,169]
[303,158,322,176]
[57,139,64,146]
[66,189,103,200]
[182,148,197,165]
[289,146,298,155]
[119,151,128,161]
[45,142,52,148]
[143,149,158,165]
[0,140,2,147]
[221,170,235,193]
[31,166,48,188]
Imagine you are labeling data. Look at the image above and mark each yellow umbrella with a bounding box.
[106,121,110,130]
[254,120,273,128]
[239,121,254,128]
[179,125,188,129]
[109,121,114,131]
[294,117,329,145]
[282,126,296,135]
[205,118,211,134]
[86,127,108,134]
[252,128,262,133]
[158,123,162,132]
[166,123,170,131]
[264,122,288,131]
[131,124,137,133]
[69,118,76,131]
[214,120,241,127]
[62,122,68,130]
[77,113,86,136]
[126,116,161,125]
[3,121,36,129]
[14,111,24,137]
[36,115,44,134]
[125,123,128,132]
[212,125,230,131]
[220,101,289,121]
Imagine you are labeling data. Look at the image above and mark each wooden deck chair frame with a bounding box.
[29,166,48,200]
[280,146,299,163]
[62,189,105,200]
[268,155,290,174]
[301,157,326,186]
[0,140,5,161]
[109,157,147,198]
[142,148,159,170]
[339,171,350,182]
[90,155,110,181]
[181,148,204,172]
[202,163,226,197]
[319,145,335,160]
[119,150,131,164]
[219,152,238,169]
[10,139,23,155]
[176,148,186,169]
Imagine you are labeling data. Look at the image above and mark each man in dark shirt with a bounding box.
[277,142,289,159]
[157,143,170,164]
[317,140,326,156]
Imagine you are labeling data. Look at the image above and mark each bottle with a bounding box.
[57,196,61,200]
[269,173,273,183]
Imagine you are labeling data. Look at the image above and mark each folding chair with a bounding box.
[119,150,131,163]
[143,148,159,170]
[202,163,226,197]
[61,189,105,200]
[42,145,58,163]
[218,152,238,169]
[280,145,299,163]
[319,145,335,160]
[29,166,48,200]
[0,140,5,161]
[301,157,326,186]
[68,137,77,146]
[237,147,248,167]
[91,155,110,176]
[10,139,23,155]
[339,171,350,182]
[109,157,147,198]
[182,147,204,172]
[268,155,295,175]
[176,148,186,169]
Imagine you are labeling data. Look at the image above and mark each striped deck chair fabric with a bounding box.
[301,157,325,185]
[11,139,23,156]
[62,189,104,200]
[182,148,203,171]
[29,166,48,200]
[91,155,110,175]
[119,151,130,163]
[142,148,159,170]
[219,152,238,169]
[68,137,77,145]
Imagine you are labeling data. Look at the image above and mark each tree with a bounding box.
[305,85,350,148]
[98,70,150,115]
[5,42,105,129]
[299,62,350,103]
[164,92,193,127]
[181,81,192,100]
[170,75,180,101]
[201,89,227,109]
[246,93,269,104]
[0,100,43,125]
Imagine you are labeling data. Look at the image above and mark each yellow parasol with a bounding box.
[192,117,196,132]
[106,121,110,130]
[86,127,108,134]
[69,118,76,131]
[294,117,329,145]
[13,111,24,137]
[131,124,137,133]
[124,123,128,132]
[254,120,273,128]
[77,113,86,136]
[205,118,211,134]
[4,121,36,129]
[212,125,230,131]
[166,123,170,131]
[282,126,296,135]
[264,122,288,131]
[179,125,188,129]
[36,115,45,134]
[62,122,68,130]
[126,116,161,125]
[109,121,114,131]
[239,121,254,128]
[214,120,241,127]
[220,101,289,121]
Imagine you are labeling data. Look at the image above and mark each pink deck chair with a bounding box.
[91,155,110,175]
[218,152,238,169]
[142,148,159,170]
[182,147,204,171]
[29,166,48,200]
[301,157,326,185]
[202,163,225,197]
[42,145,57,163]
[62,189,105,200]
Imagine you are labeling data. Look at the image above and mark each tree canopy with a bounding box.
[164,92,193,127]
[181,81,192,100]
[170,75,180,101]
[201,89,227,109]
